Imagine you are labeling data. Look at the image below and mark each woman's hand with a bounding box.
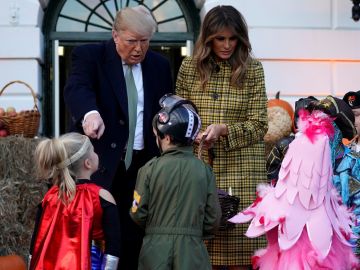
[197,124,228,149]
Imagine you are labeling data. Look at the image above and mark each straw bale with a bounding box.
[0,136,48,261]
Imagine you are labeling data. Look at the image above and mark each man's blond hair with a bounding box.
[113,6,157,37]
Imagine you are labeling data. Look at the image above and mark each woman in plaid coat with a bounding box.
[175,5,268,269]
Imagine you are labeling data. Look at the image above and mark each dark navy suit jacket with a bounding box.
[64,39,173,190]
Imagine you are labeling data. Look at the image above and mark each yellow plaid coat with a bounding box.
[176,56,268,265]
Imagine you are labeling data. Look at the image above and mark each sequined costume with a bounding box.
[334,149,360,256]
[266,135,295,182]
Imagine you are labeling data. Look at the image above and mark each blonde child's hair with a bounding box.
[34,132,92,204]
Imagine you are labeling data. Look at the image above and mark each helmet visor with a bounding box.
[159,93,198,113]
[159,93,185,108]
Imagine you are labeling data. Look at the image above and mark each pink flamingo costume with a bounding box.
[229,110,359,270]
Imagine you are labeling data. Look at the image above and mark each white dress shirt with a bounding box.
[84,63,145,151]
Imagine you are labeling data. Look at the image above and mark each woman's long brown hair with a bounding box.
[193,5,252,90]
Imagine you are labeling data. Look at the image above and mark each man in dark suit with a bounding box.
[64,6,173,269]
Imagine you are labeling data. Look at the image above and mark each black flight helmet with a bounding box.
[153,94,201,145]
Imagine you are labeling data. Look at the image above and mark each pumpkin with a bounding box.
[264,92,295,156]
[267,91,294,123]
[0,255,26,270]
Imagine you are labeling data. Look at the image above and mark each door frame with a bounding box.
[42,0,200,136]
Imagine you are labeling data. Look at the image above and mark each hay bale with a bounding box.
[0,136,48,260]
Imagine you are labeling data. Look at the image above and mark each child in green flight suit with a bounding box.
[130,94,222,270]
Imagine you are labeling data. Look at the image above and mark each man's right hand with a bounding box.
[82,113,105,139]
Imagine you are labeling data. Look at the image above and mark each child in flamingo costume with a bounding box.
[230,105,359,269]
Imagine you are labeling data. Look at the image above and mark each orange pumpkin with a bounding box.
[264,92,295,156]
[0,255,26,270]
[268,91,294,122]
[268,91,295,132]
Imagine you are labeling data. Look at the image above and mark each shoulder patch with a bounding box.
[131,190,141,213]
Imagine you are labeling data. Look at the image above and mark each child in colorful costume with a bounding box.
[130,94,222,270]
[266,96,317,183]
[229,96,359,269]
[29,133,120,270]
[332,90,360,256]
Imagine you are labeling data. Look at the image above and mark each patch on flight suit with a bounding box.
[131,190,141,213]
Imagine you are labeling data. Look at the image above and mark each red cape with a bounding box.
[30,183,104,270]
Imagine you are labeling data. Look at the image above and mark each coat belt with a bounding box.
[145,227,202,237]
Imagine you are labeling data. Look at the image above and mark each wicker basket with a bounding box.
[0,80,40,138]
[197,137,240,231]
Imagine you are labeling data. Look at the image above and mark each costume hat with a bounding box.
[308,95,356,139]
[343,90,360,109]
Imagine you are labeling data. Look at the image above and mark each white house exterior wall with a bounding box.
[0,0,43,114]
[0,0,359,124]
[201,0,360,105]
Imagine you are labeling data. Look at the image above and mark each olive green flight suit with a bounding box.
[130,146,221,270]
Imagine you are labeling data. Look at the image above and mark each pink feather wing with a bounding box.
[230,110,357,262]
